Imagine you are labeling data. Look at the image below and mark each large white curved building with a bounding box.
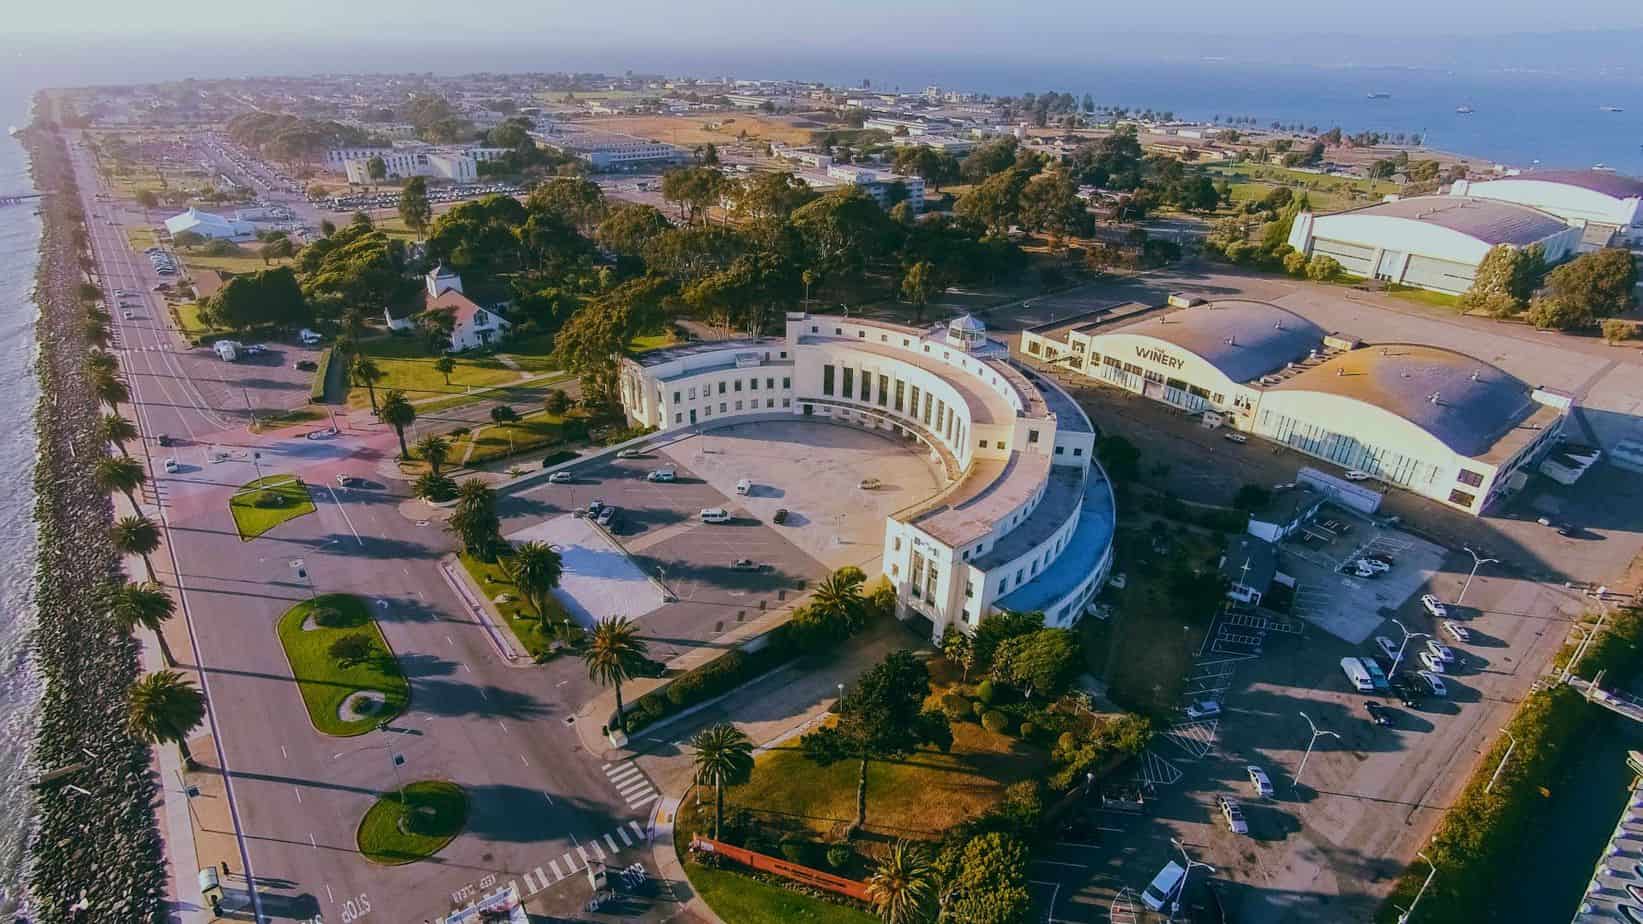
[1287,195,1582,294]
[618,312,1116,640]
[1020,299,1572,514]
[1450,169,1643,249]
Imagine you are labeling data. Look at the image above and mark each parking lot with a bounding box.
[1276,507,1449,644]
[503,418,943,665]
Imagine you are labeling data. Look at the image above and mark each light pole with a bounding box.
[289,558,316,601]
[1396,851,1437,923]
[1485,732,1517,794]
[1166,837,1216,923]
[1455,547,1499,607]
[334,722,410,803]
[1389,618,1430,680]
[1294,711,1341,789]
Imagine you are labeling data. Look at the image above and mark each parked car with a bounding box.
[1366,551,1395,566]
[1426,639,1458,665]
[772,508,789,525]
[596,505,618,527]
[1419,650,1446,674]
[156,433,173,447]
[1222,432,1248,444]
[699,507,731,523]
[587,498,605,515]
[1356,557,1391,574]
[1417,670,1448,696]
[1247,765,1275,798]
[162,458,180,474]
[858,477,882,490]
[735,478,753,495]
[1442,621,1472,643]
[1344,470,1374,481]
[731,559,760,571]
[547,471,574,483]
[1375,636,1399,659]
[1218,795,1248,834]
[122,310,134,319]
[1390,677,1423,708]
[646,468,676,482]
[1557,524,1581,538]
[616,448,646,459]
[335,474,355,487]
[1365,701,1393,726]
[1185,700,1222,720]
[294,359,318,371]
[1421,594,1448,619]
[1140,861,1186,913]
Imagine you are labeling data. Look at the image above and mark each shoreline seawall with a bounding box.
[19,102,166,922]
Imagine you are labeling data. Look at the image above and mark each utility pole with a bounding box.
[1294,711,1341,789]
[1455,547,1498,607]
[1485,733,1517,794]
[1389,618,1430,679]
[1166,837,1215,923]
[1396,851,1438,923]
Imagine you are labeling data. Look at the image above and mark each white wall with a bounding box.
[1453,178,1643,234]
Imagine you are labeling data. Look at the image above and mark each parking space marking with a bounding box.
[1162,719,1219,759]
[1135,749,1184,789]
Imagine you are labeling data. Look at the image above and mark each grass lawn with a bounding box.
[125,227,160,253]
[276,593,410,737]
[457,552,561,659]
[412,373,569,416]
[1211,163,1402,215]
[173,302,226,339]
[350,337,553,407]
[674,825,877,924]
[250,406,324,433]
[1383,283,1462,309]
[729,716,1048,840]
[356,780,467,865]
[628,332,676,353]
[181,246,292,277]
[228,474,317,540]
[448,408,573,467]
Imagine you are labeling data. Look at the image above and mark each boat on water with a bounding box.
[6,125,18,137]
[1455,105,1473,114]
[1600,106,1625,113]
[1367,92,1391,100]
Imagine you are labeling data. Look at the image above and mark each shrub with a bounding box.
[252,490,287,508]
[981,710,1009,734]
[1018,721,1036,740]
[327,633,375,667]
[1057,731,1078,752]
[941,691,971,721]
[826,844,853,870]
[779,834,821,867]
[972,701,987,718]
[310,607,347,628]
[976,679,996,704]
[490,405,519,423]
[1282,250,1308,276]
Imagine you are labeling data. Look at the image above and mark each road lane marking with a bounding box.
[520,754,529,766]
[293,787,302,804]
[629,821,645,839]
[445,635,454,646]
[325,885,333,902]
[308,833,317,849]
[575,845,590,863]
[618,827,633,847]
[604,834,619,853]
[464,663,473,673]
[629,792,658,809]
[322,485,363,545]
[497,720,509,735]
[281,746,288,759]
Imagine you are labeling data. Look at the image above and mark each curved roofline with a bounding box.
[1312,195,1572,247]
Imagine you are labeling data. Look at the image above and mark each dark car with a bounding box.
[156,433,173,447]
[773,508,789,525]
[1389,677,1422,708]
[294,359,318,371]
[1365,701,1393,726]
[1557,524,1581,538]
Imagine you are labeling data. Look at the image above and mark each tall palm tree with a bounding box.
[505,541,564,622]
[128,670,206,769]
[688,723,754,840]
[582,616,649,734]
[93,371,130,410]
[379,390,416,460]
[414,433,451,476]
[111,581,178,667]
[111,515,163,582]
[812,566,867,632]
[98,412,139,457]
[93,454,147,511]
[866,840,936,924]
[352,356,383,412]
[87,349,119,376]
[84,317,111,348]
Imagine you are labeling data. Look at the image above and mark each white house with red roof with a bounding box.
[392,265,511,351]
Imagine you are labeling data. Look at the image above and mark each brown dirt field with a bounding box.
[579,115,823,147]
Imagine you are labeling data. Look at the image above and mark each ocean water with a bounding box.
[0,82,43,905]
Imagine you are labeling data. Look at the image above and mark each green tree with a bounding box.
[352,355,383,412]
[98,412,139,457]
[526,177,609,234]
[1543,248,1639,320]
[414,434,451,476]
[901,261,938,322]
[205,266,308,330]
[1459,244,1534,316]
[544,389,572,415]
[94,454,147,511]
[934,832,1033,924]
[800,650,951,830]
[1525,294,1594,331]
[327,633,375,667]
[379,390,416,460]
[583,616,650,734]
[688,723,755,840]
[867,839,936,924]
[128,670,206,769]
[596,202,672,258]
[399,176,432,235]
[730,171,817,221]
[111,581,178,667]
[412,472,457,502]
[366,155,387,183]
[956,168,1030,236]
[1096,434,1140,482]
[1603,318,1635,344]
[418,308,456,353]
[660,166,725,224]
[111,515,162,583]
[446,479,501,555]
[172,230,205,250]
[972,610,1045,676]
[989,628,1080,700]
[505,540,564,622]
[1304,254,1342,282]
[942,631,977,682]
[258,236,295,264]
[433,355,456,385]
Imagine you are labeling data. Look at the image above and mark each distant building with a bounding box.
[338,147,510,184]
[426,265,463,299]
[1220,534,1279,606]
[427,288,510,351]
[1286,196,1582,295]
[537,132,690,170]
[164,208,254,241]
[823,165,925,213]
[1450,169,1643,248]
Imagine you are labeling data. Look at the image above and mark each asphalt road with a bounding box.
[73,136,681,924]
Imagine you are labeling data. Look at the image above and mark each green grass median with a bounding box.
[228,474,316,540]
[275,594,409,737]
[356,781,467,865]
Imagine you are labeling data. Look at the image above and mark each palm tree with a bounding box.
[582,616,649,734]
[505,541,564,622]
[433,355,456,386]
[111,581,178,667]
[379,390,416,460]
[866,840,936,924]
[84,317,111,348]
[128,670,206,769]
[94,454,147,511]
[111,515,163,582]
[93,371,130,410]
[87,349,119,376]
[353,356,383,412]
[688,723,754,840]
[99,413,139,457]
[812,566,867,633]
[414,434,451,476]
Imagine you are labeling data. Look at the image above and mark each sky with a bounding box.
[11,0,1643,46]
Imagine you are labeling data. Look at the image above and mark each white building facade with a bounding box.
[618,314,1115,639]
[1450,169,1643,248]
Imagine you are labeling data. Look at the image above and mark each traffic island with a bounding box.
[356,780,468,866]
[228,474,316,540]
[276,593,409,736]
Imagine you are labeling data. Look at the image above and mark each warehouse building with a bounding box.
[619,313,1115,640]
[1286,195,1582,294]
[1019,299,1571,514]
[1450,169,1643,249]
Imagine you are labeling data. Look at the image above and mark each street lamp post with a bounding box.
[289,558,316,601]
[1455,547,1499,607]
[1485,733,1517,794]
[334,722,410,803]
[1396,851,1438,923]
[1389,618,1430,680]
[1166,837,1216,923]
[1294,711,1341,789]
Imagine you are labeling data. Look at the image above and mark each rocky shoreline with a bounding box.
[20,112,166,921]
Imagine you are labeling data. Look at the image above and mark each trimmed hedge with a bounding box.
[625,632,796,733]
[309,347,334,402]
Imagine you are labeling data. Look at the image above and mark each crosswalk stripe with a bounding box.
[608,766,644,786]
[534,867,547,889]
[577,846,590,863]
[549,859,563,880]
[510,879,522,898]
[618,827,633,847]
[629,791,659,809]
[604,833,619,853]
[590,840,606,861]
[618,778,655,797]
[523,870,539,892]
[564,851,579,871]
[629,821,645,838]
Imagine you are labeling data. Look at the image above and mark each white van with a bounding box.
[1140,860,1186,912]
[735,478,752,495]
[1340,656,1375,693]
[699,507,731,523]
[298,328,322,345]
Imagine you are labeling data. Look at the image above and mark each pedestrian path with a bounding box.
[604,760,661,812]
